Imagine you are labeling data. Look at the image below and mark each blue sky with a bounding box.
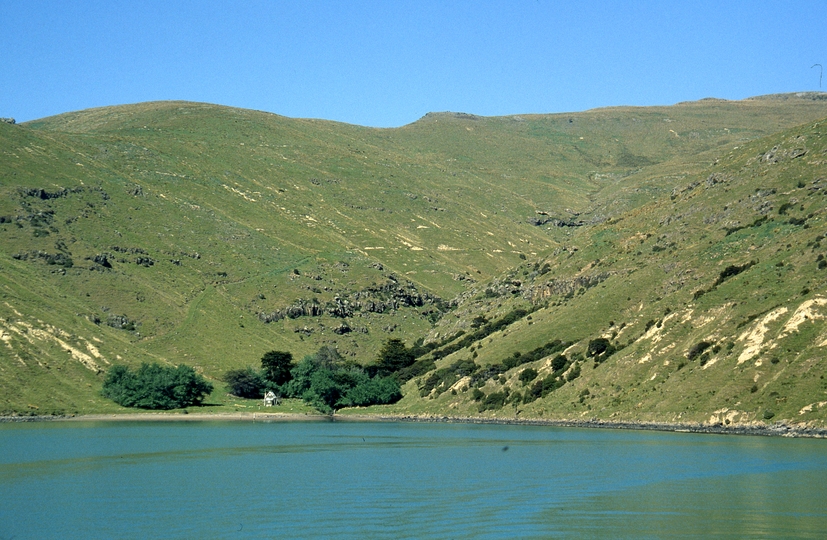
[2,1,825,127]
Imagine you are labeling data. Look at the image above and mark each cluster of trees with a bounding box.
[224,341,412,414]
[281,346,401,414]
[101,363,213,409]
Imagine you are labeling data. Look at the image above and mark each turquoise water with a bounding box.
[1,420,826,539]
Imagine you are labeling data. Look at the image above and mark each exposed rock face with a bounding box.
[0,118,15,124]
[259,299,324,322]
[527,272,614,300]
[106,314,136,331]
[528,215,585,227]
[88,253,113,269]
[258,278,444,323]
[12,250,74,268]
[18,186,109,200]
[332,323,352,335]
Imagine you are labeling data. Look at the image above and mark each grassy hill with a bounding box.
[378,113,827,428]
[1,93,826,424]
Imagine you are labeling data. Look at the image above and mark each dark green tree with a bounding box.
[223,367,265,398]
[587,338,615,361]
[374,338,415,376]
[551,354,568,372]
[261,350,294,386]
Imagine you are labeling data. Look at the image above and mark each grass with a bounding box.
[2,95,827,425]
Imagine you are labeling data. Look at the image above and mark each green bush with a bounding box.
[551,354,568,372]
[431,308,531,360]
[419,359,478,397]
[519,368,538,385]
[687,341,712,360]
[502,339,567,370]
[479,391,508,412]
[525,375,564,403]
[713,261,756,287]
[102,363,213,409]
[566,364,581,382]
[587,338,616,362]
[395,357,436,382]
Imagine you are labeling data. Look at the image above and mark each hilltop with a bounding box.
[1,93,826,426]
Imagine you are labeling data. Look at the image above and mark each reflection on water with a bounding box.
[1,420,826,539]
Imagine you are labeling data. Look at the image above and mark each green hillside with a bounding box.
[1,94,826,424]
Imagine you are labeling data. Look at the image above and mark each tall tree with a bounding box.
[375,338,415,376]
[261,350,294,386]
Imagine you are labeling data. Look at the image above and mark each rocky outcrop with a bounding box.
[12,250,74,268]
[106,314,136,331]
[528,272,613,301]
[259,299,324,323]
[258,278,444,323]
[528,216,585,227]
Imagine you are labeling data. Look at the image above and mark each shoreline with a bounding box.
[2,411,826,438]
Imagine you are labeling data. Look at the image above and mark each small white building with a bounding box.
[264,391,278,407]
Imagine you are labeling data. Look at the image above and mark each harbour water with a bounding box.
[1,419,826,538]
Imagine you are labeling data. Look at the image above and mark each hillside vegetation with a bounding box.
[1,94,826,426]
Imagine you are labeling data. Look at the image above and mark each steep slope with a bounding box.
[1,94,826,415]
[387,115,827,428]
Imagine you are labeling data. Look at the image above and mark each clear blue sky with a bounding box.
[2,0,825,127]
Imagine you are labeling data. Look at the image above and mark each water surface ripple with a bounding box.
[1,420,825,538]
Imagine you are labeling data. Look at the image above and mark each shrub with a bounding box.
[395,357,435,382]
[551,354,568,372]
[102,363,213,409]
[587,338,615,361]
[687,341,712,360]
[525,375,564,403]
[713,261,756,287]
[469,363,506,387]
[479,391,508,411]
[519,368,538,385]
[566,364,581,382]
[502,339,566,370]
[431,308,531,359]
[419,359,478,397]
